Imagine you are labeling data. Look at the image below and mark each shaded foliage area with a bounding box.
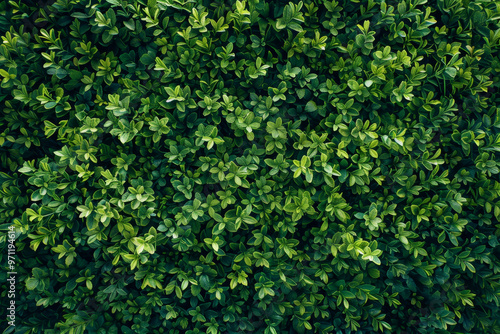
[1,0,500,333]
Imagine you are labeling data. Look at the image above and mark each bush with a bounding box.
[1,0,500,333]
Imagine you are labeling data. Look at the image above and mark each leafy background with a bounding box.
[1,0,500,333]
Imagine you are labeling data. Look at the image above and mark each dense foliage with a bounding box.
[1,0,500,333]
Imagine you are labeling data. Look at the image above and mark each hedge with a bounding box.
[1,0,500,333]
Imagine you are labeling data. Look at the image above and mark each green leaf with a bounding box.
[444,67,457,78]
[44,101,57,109]
[305,101,317,112]
[200,274,211,290]
[26,278,39,290]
